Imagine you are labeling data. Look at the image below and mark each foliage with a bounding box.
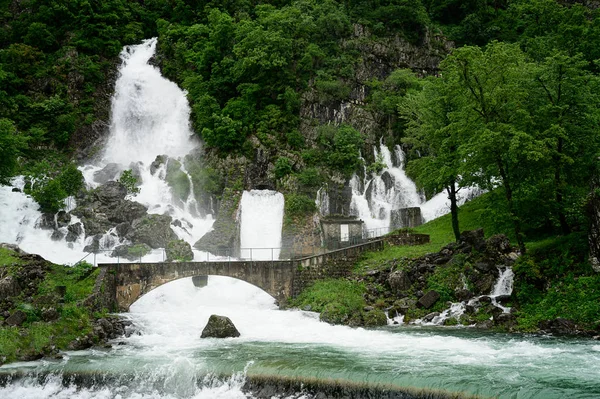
[274,157,293,179]
[288,279,367,325]
[513,233,599,331]
[0,118,27,184]
[118,169,140,196]
[26,161,85,213]
[285,193,317,221]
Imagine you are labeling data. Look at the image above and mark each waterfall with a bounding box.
[416,267,515,326]
[348,140,483,233]
[349,142,422,232]
[0,39,214,264]
[490,267,514,313]
[239,190,285,260]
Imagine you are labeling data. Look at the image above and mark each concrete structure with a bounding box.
[320,217,364,249]
[390,207,423,230]
[91,239,384,312]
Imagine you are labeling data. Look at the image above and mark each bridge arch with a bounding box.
[100,260,296,312]
[127,274,277,310]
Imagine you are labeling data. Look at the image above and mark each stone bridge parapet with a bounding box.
[92,239,385,311]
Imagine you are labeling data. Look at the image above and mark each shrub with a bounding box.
[274,157,293,179]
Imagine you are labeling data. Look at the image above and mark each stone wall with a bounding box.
[292,240,384,296]
[390,207,423,229]
[384,233,430,247]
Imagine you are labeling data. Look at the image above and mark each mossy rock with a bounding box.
[362,309,387,327]
[166,239,193,262]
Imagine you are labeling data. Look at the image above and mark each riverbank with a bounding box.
[0,244,130,365]
[289,197,600,336]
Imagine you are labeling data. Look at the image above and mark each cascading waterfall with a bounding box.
[350,142,423,232]
[239,190,285,260]
[82,38,214,249]
[348,140,483,233]
[414,267,515,326]
[0,38,214,264]
[490,267,514,313]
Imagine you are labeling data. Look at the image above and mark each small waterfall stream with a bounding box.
[413,266,516,326]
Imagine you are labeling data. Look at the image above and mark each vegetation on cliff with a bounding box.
[0,246,121,364]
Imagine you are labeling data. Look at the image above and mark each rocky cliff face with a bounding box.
[199,26,452,251]
[299,25,452,150]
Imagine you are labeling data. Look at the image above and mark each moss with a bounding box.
[0,257,99,364]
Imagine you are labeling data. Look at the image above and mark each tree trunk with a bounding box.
[447,182,460,242]
[555,138,571,235]
[497,160,526,254]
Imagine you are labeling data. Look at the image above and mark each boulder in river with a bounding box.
[200,315,240,338]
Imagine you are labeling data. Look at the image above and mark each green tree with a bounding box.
[0,119,27,184]
[528,53,600,233]
[443,42,544,253]
[401,77,464,241]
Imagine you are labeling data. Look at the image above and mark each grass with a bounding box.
[0,248,100,363]
[356,194,498,273]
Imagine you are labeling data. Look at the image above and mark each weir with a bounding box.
[93,239,384,311]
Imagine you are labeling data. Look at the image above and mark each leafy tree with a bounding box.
[401,76,464,241]
[442,42,543,253]
[0,119,27,184]
[328,125,364,177]
[528,53,600,233]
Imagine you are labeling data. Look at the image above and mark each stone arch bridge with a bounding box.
[91,240,384,312]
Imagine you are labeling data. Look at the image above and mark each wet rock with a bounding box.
[56,211,71,228]
[95,181,127,204]
[473,262,496,274]
[150,155,167,175]
[388,270,412,294]
[11,187,20,192]
[494,294,512,303]
[455,289,473,302]
[107,200,148,224]
[422,312,440,322]
[362,309,387,326]
[486,234,512,257]
[539,318,579,335]
[417,290,440,309]
[51,230,65,241]
[5,310,27,326]
[67,335,94,350]
[459,229,486,252]
[131,214,178,249]
[66,222,84,242]
[166,239,193,262]
[36,213,55,230]
[494,312,515,326]
[200,315,240,338]
[115,222,132,238]
[475,320,494,329]
[468,271,497,296]
[111,243,152,261]
[93,163,121,185]
[83,235,101,253]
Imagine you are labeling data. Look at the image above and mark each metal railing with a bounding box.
[77,225,414,266]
